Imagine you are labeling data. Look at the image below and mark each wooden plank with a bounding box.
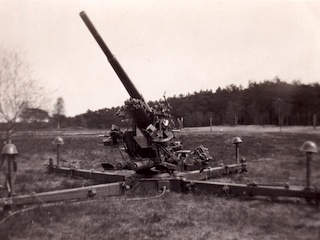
[0,182,124,206]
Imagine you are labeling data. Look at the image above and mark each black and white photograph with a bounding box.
[0,1,320,239]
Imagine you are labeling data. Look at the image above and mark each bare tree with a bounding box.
[0,47,44,141]
[53,97,65,129]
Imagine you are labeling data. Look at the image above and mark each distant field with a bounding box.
[0,126,320,240]
[184,125,320,134]
[11,125,319,136]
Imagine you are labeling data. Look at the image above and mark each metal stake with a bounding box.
[299,141,318,190]
[232,137,242,164]
[306,152,312,189]
[7,156,14,197]
[53,137,64,167]
[234,144,238,164]
[57,144,61,167]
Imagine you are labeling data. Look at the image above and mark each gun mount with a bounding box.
[80,12,212,173]
[3,11,319,226]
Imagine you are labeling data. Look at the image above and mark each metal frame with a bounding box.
[1,157,319,207]
[0,11,319,208]
[0,138,319,207]
[1,170,319,206]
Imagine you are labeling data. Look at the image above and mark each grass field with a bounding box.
[0,126,320,240]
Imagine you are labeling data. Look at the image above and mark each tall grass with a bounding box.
[1,193,318,240]
[0,129,319,239]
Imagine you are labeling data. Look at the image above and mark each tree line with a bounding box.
[2,77,319,132]
[1,47,319,141]
[22,77,317,130]
[167,78,319,127]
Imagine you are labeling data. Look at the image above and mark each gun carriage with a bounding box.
[0,11,319,211]
[80,11,213,173]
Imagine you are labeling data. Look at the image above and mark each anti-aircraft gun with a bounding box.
[80,11,212,173]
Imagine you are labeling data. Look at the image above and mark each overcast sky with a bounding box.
[1,0,320,116]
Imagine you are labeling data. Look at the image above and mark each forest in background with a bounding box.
[169,78,320,127]
[1,78,319,131]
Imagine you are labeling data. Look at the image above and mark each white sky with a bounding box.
[1,0,320,116]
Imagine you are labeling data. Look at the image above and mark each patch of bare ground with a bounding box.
[0,126,319,239]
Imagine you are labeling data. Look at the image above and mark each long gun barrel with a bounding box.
[79,11,142,100]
